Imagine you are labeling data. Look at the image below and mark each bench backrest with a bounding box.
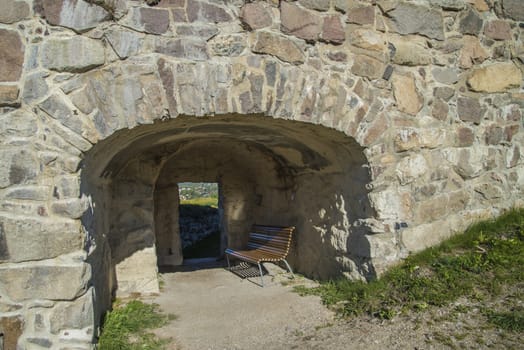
[246,225,295,258]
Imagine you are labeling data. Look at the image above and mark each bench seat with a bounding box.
[225,225,295,286]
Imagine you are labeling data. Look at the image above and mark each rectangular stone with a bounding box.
[0,262,90,301]
[0,214,83,263]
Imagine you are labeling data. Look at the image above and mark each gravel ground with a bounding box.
[149,263,523,350]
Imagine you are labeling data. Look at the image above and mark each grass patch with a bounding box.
[485,307,524,332]
[295,208,524,319]
[98,300,174,350]
[180,197,218,207]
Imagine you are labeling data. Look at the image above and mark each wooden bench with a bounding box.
[225,225,295,286]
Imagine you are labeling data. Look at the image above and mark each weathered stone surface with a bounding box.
[502,0,524,21]
[4,185,50,201]
[280,1,322,41]
[506,145,520,168]
[0,262,90,301]
[176,25,219,39]
[239,2,272,30]
[51,198,89,219]
[321,15,345,44]
[37,0,111,33]
[484,20,512,41]
[459,8,483,35]
[299,0,330,12]
[392,72,422,115]
[443,147,487,178]
[22,72,49,104]
[347,6,375,25]
[0,85,20,106]
[42,36,105,73]
[432,98,449,120]
[39,94,85,136]
[458,35,488,69]
[484,125,504,145]
[468,0,489,11]
[0,148,39,189]
[467,63,522,93]
[253,32,305,64]
[106,27,143,59]
[431,67,459,85]
[0,110,38,138]
[0,29,24,82]
[51,288,94,334]
[350,29,386,52]
[430,0,466,10]
[386,3,444,40]
[396,154,428,185]
[0,214,83,262]
[457,96,484,124]
[209,35,246,56]
[0,316,23,350]
[389,36,431,66]
[433,86,455,101]
[369,188,413,220]
[351,55,385,80]
[0,0,30,23]
[187,0,232,23]
[457,126,475,146]
[139,8,170,34]
[115,247,160,296]
[475,183,504,200]
[155,38,209,61]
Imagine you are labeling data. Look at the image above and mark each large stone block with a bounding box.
[347,5,375,26]
[458,35,488,69]
[321,15,345,44]
[187,0,232,23]
[0,261,90,301]
[155,38,209,61]
[115,247,159,296]
[396,154,428,185]
[280,1,322,42]
[385,3,444,40]
[0,148,39,189]
[139,7,170,34]
[502,0,524,21]
[457,96,484,124]
[105,27,144,59]
[0,110,38,138]
[467,63,522,93]
[36,0,111,33]
[42,36,105,73]
[253,32,305,65]
[0,0,29,23]
[0,29,24,82]
[239,2,272,30]
[351,55,385,80]
[50,288,95,334]
[392,72,422,115]
[389,36,431,66]
[459,8,483,35]
[484,20,512,41]
[0,214,83,263]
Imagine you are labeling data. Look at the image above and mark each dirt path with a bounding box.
[150,262,522,350]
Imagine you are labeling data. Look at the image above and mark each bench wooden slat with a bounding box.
[225,225,295,286]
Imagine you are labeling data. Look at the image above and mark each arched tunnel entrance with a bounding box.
[82,115,373,300]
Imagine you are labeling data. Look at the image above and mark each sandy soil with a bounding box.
[149,262,523,350]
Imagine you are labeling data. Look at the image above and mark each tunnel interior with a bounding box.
[81,115,373,301]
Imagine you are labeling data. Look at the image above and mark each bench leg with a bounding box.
[226,254,231,269]
[282,259,295,279]
[257,262,264,287]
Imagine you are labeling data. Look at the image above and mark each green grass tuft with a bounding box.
[98,300,173,350]
[485,307,524,332]
[180,197,218,208]
[295,208,524,319]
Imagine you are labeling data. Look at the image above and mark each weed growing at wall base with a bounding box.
[98,300,175,350]
[295,208,524,322]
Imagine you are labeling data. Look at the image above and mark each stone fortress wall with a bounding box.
[0,0,523,348]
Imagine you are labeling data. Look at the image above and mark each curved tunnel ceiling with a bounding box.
[83,115,367,179]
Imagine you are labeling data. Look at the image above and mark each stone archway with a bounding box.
[82,114,374,298]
